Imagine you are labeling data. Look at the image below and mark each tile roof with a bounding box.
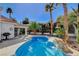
[0,15,17,23]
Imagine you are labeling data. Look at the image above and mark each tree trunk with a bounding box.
[9,13,11,18]
[33,30,36,35]
[63,3,69,43]
[76,3,79,43]
[50,10,53,35]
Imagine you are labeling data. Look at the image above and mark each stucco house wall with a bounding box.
[0,22,15,39]
[0,15,28,41]
[0,15,16,40]
[0,23,1,40]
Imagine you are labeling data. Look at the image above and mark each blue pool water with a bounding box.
[15,36,65,56]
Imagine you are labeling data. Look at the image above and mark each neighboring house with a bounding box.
[0,15,27,41]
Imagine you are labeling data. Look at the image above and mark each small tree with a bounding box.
[55,27,64,38]
[29,22,40,34]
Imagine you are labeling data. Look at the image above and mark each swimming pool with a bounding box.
[15,36,65,56]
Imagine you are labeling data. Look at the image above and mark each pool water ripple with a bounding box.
[15,36,65,56]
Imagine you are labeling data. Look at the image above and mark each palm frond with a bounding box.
[56,3,60,6]
[50,3,54,7]
[72,7,77,15]
[6,8,13,13]
[45,4,50,11]
[78,3,79,12]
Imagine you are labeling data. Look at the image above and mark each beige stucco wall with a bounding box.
[0,22,28,40]
[15,24,28,36]
[0,23,1,40]
[0,22,15,39]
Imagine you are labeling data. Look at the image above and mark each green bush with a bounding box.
[29,22,40,31]
[54,27,64,38]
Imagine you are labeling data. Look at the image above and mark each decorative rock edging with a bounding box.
[49,37,79,56]
[67,45,79,56]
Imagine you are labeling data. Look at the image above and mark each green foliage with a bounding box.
[45,3,55,12]
[57,16,64,25]
[77,35,79,43]
[76,30,79,43]
[76,25,79,43]
[29,22,40,30]
[57,12,77,25]
[22,17,29,24]
[20,28,25,35]
[54,27,64,37]
[7,8,13,13]
[68,12,77,24]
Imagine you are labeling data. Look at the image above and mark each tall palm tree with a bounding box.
[6,8,13,18]
[45,3,55,35]
[62,3,69,43]
[56,3,69,43]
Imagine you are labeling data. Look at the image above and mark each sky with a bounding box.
[0,3,78,23]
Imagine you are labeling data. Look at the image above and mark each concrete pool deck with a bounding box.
[0,42,25,56]
[0,35,29,56]
[0,35,33,56]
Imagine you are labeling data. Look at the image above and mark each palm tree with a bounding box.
[72,3,79,43]
[62,3,69,43]
[45,3,55,35]
[56,3,69,43]
[6,8,13,18]
[22,17,29,24]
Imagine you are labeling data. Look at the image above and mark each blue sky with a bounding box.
[0,3,78,23]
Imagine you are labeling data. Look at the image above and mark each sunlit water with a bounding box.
[15,36,65,56]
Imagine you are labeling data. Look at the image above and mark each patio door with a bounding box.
[20,28,25,35]
[14,28,18,37]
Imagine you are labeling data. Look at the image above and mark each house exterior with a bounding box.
[0,15,27,41]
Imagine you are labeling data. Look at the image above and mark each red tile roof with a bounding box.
[0,15,17,23]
